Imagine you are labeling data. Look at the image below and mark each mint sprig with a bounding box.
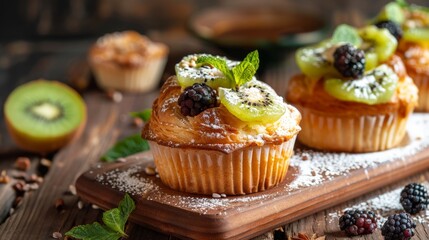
[331,24,362,47]
[66,193,136,240]
[101,134,150,162]
[196,50,259,87]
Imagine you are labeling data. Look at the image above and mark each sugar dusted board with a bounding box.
[76,114,429,240]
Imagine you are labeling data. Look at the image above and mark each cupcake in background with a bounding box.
[286,24,418,152]
[373,1,429,111]
[89,31,168,93]
[142,51,301,195]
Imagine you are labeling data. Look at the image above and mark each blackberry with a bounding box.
[338,209,377,236]
[375,20,403,41]
[178,83,217,117]
[333,44,366,79]
[381,213,416,240]
[400,183,429,214]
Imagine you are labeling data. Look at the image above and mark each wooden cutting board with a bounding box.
[76,114,429,240]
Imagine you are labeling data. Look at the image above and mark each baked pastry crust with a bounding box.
[89,31,168,68]
[142,76,301,154]
[397,41,429,111]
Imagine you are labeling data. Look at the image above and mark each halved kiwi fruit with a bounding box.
[219,80,286,123]
[175,54,238,89]
[4,80,87,154]
[323,64,398,105]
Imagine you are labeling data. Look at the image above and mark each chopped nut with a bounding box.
[13,196,23,208]
[77,200,84,209]
[212,193,221,198]
[9,208,15,216]
[55,198,65,211]
[144,166,156,176]
[220,193,227,198]
[52,231,62,239]
[133,117,144,128]
[91,204,100,209]
[13,181,26,195]
[39,158,52,175]
[15,157,31,171]
[69,185,77,195]
[28,183,39,190]
[0,170,10,183]
[106,90,122,103]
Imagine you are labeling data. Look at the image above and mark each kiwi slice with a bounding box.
[403,28,429,46]
[218,80,286,123]
[323,64,398,105]
[295,40,340,78]
[175,54,238,89]
[4,80,87,154]
[359,26,398,65]
[376,2,405,24]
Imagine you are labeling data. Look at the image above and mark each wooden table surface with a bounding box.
[1,25,429,240]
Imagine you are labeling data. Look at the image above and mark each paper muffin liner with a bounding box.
[408,72,429,112]
[91,56,167,93]
[296,105,411,152]
[148,137,297,195]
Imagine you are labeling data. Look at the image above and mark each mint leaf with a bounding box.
[196,55,234,81]
[130,109,152,122]
[65,222,122,240]
[331,24,362,47]
[65,194,136,240]
[232,61,256,86]
[101,134,150,162]
[103,209,126,236]
[119,193,136,222]
[242,50,259,72]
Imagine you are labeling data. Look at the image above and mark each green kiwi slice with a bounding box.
[4,80,86,153]
[359,26,398,65]
[403,28,429,45]
[295,40,340,78]
[323,64,398,105]
[175,54,238,89]
[218,80,286,123]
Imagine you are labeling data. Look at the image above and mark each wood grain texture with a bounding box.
[75,144,429,240]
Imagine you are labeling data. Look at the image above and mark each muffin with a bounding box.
[286,24,418,152]
[142,51,301,195]
[373,2,429,111]
[89,31,168,93]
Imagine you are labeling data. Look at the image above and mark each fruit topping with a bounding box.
[295,41,339,79]
[324,64,398,105]
[381,213,416,240]
[339,209,377,236]
[178,83,217,117]
[400,182,429,214]
[359,26,398,65]
[4,80,86,154]
[333,43,366,78]
[219,80,286,123]
[375,20,404,41]
[175,54,238,89]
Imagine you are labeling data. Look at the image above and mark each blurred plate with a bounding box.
[189,6,328,63]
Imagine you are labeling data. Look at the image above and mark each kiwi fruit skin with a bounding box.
[4,80,87,154]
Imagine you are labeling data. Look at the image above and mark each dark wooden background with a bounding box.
[1,0,429,239]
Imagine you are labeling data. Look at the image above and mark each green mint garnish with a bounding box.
[101,134,150,162]
[65,193,136,240]
[196,50,259,87]
[331,24,362,47]
[130,108,152,122]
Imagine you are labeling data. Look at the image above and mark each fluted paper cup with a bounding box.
[148,136,297,195]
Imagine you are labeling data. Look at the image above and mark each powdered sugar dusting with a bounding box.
[287,113,429,190]
[96,165,158,196]
[328,182,429,227]
[95,113,429,215]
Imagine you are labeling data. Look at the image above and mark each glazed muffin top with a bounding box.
[142,51,301,153]
[89,31,168,68]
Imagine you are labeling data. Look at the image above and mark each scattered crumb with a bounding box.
[212,193,221,198]
[77,201,84,210]
[52,231,62,239]
[68,185,77,195]
[106,90,122,103]
[15,157,31,171]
